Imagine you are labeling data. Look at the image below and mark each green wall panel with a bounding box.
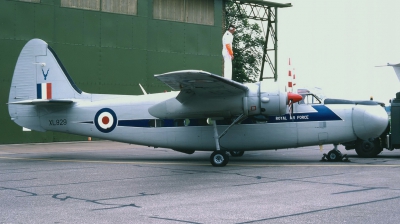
[185,55,221,74]
[34,4,55,42]
[146,19,158,52]
[155,20,172,52]
[170,22,185,53]
[0,0,223,144]
[40,0,55,6]
[100,48,147,93]
[131,16,148,50]
[147,51,185,86]
[14,2,35,40]
[197,25,214,55]
[184,24,199,54]
[116,15,134,49]
[52,132,87,142]
[83,11,101,47]
[137,0,150,17]
[50,43,100,93]
[196,25,221,56]
[0,1,14,39]
[208,26,222,55]
[54,8,84,44]
[214,0,223,27]
[101,13,118,48]
[0,40,23,83]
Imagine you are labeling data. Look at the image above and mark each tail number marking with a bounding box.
[49,119,67,126]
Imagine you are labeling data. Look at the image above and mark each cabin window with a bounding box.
[149,119,164,127]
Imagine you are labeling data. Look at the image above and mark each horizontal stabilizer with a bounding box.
[8,99,74,105]
[154,70,248,103]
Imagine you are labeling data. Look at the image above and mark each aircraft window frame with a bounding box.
[299,93,322,105]
[149,119,164,128]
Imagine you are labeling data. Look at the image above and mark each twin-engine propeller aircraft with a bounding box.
[8,39,389,166]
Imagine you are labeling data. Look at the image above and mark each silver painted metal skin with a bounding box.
[8,39,389,153]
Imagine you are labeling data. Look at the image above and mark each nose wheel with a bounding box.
[321,144,350,162]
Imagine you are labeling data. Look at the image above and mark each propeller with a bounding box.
[287,92,302,119]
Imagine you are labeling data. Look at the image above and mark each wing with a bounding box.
[154,70,248,103]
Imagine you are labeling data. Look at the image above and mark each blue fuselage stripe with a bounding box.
[268,105,342,123]
[82,105,343,128]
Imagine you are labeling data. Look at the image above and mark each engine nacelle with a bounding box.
[259,80,288,116]
[352,104,389,140]
[149,80,302,119]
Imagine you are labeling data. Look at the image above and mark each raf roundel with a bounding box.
[94,108,117,133]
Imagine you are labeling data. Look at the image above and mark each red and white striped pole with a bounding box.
[287,58,297,94]
[288,58,293,92]
[292,66,296,93]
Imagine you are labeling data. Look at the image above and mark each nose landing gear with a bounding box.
[321,144,350,162]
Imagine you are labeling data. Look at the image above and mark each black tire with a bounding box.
[327,150,342,162]
[210,151,229,167]
[229,151,244,157]
[355,138,383,158]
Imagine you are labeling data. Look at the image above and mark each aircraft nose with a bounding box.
[287,92,302,104]
[352,104,389,140]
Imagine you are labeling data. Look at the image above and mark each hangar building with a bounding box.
[0,0,224,143]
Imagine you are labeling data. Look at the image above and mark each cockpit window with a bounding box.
[299,94,321,104]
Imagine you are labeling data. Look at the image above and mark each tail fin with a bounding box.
[8,39,83,131]
[377,63,400,81]
[387,63,400,81]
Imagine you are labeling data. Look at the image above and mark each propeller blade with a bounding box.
[288,100,293,120]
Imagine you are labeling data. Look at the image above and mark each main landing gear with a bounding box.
[209,115,247,167]
[210,151,229,167]
[321,144,350,162]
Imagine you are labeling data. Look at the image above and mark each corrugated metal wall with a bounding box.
[0,0,223,144]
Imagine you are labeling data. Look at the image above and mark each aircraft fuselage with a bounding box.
[35,92,378,152]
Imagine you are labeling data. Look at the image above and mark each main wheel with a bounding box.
[327,149,342,162]
[229,151,244,157]
[355,138,382,158]
[210,151,229,167]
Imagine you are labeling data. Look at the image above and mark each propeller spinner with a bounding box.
[287,92,302,104]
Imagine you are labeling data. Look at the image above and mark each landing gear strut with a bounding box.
[321,144,350,162]
[209,115,247,167]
